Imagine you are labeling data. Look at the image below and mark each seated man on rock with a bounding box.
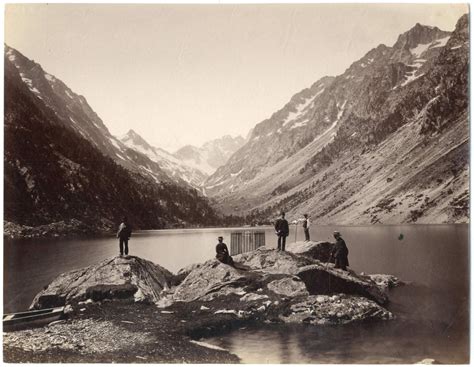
[216,236,234,266]
[331,231,349,271]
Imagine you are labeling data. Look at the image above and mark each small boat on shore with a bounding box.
[3,306,65,331]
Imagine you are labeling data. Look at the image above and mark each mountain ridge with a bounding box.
[204,15,469,224]
[174,134,246,176]
[120,129,208,188]
[4,46,225,231]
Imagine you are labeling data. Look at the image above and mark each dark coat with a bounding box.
[117,223,132,240]
[332,238,349,267]
[216,242,234,265]
[274,218,289,237]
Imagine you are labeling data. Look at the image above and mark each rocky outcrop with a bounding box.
[366,274,400,292]
[297,263,388,305]
[280,294,393,325]
[172,248,392,322]
[31,249,397,327]
[175,262,204,285]
[172,259,252,302]
[233,248,315,274]
[31,256,174,309]
[286,240,333,261]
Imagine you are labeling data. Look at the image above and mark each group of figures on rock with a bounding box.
[215,211,350,271]
[116,213,349,272]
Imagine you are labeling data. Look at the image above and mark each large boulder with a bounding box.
[172,253,310,303]
[267,277,309,298]
[297,263,388,305]
[233,248,314,274]
[31,256,174,309]
[174,262,205,285]
[280,294,394,325]
[172,259,250,302]
[286,241,334,262]
[173,248,388,306]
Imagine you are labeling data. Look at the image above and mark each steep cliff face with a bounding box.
[205,15,469,224]
[4,47,220,229]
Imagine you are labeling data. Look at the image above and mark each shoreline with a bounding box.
[4,220,469,241]
[3,300,241,363]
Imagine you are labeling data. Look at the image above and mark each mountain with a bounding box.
[4,45,195,188]
[205,15,469,224]
[174,135,245,176]
[120,129,207,188]
[4,45,221,231]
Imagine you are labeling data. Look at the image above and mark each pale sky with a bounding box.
[5,3,468,152]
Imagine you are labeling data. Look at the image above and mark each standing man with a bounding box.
[302,214,311,242]
[117,216,132,256]
[274,211,289,251]
[331,231,349,271]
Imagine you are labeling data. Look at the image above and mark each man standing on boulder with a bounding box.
[300,214,311,242]
[274,211,289,251]
[331,231,349,271]
[117,217,132,256]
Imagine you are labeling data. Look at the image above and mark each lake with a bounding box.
[3,224,469,363]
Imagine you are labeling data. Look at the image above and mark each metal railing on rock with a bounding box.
[230,230,266,256]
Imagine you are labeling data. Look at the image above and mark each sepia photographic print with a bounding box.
[3,3,470,364]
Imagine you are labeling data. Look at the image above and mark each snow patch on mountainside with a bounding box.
[401,72,425,87]
[410,35,451,58]
[174,135,245,176]
[205,17,468,224]
[282,88,325,127]
[120,130,209,188]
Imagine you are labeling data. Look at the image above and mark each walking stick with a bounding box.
[294,222,298,243]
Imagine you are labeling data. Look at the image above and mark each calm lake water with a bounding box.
[3,224,469,363]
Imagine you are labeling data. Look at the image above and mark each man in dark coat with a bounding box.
[216,236,234,266]
[274,212,289,251]
[331,231,349,271]
[302,214,310,242]
[117,216,132,256]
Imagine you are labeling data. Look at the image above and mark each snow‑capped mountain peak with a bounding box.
[393,23,450,51]
[121,129,153,150]
[4,45,202,189]
[174,135,245,176]
[4,45,221,229]
[119,130,208,188]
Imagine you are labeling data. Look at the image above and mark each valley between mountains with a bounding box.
[4,14,469,234]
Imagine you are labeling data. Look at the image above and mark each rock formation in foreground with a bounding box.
[6,243,402,362]
[30,242,398,326]
[31,256,175,309]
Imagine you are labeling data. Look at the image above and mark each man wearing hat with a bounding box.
[215,236,234,266]
[117,216,132,256]
[274,211,289,251]
[331,231,349,271]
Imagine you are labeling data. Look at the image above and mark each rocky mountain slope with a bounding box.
[5,45,197,189]
[206,15,469,224]
[174,135,245,176]
[4,46,221,231]
[120,129,207,188]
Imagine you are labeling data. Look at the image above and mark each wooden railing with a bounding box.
[230,231,266,256]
